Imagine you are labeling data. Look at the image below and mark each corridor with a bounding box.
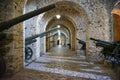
[1,45,115,80]
[0,0,120,80]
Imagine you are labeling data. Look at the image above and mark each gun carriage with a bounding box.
[25,27,60,60]
[90,38,120,64]
[76,38,86,51]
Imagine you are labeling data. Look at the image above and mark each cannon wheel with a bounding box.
[0,55,6,77]
[25,47,33,60]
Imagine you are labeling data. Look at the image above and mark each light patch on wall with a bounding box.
[57,25,61,28]
[56,14,61,19]
[58,30,61,36]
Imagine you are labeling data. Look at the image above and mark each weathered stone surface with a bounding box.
[0,0,25,75]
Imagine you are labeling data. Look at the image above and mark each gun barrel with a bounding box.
[0,33,6,40]
[25,39,37,45]
[25,27,59,41]
[46,33,57,39]
[90,38,97,41]
[96,42,114,47]
[76,38,85,44]
[0,4,55,32]
[90,37,114,45]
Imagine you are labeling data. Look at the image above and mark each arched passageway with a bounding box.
[36,1,89,60]
[46,25,70,49]
[45,16,76,51]
[24,0,88,62]
[1,0,119,80]
[20,1,117,80]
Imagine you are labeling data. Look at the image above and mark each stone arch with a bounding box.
[45,16,75,51]
[51,31,68,47]
[35,0,90,60]
[49,26,69,47]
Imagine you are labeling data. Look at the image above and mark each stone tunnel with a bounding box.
[0,0,120,80]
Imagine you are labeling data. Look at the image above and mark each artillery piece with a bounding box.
[90,37,120,64]
[25,27,60,60]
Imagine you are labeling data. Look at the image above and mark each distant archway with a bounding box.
[46,17,75,51]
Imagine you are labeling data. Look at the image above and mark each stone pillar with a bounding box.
[0,0,25,75]
[12,0,25,73]
[0,0,14,75]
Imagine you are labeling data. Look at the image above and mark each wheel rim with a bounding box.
[25,47,33,60]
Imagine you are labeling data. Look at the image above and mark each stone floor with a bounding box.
[0,45,116,80]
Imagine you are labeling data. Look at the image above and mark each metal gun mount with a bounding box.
[90,37,120,64]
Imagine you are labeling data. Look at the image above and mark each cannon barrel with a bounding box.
[25,39,37,45]
[76,38,86,45]
[96,42,112,47]
[0,4,55,32]
[46,33,57,39]
[90,37,114,45]
[0,33,6,40]
[95,42,116,51]
[25,27,60,42]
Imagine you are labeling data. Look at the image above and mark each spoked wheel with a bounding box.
[25,47,33,60]
[0,55,6,77]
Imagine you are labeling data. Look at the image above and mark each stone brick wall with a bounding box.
[0,0,25,75]
[0,0,13,22]
[24,0,37,60]
[0,0,14,75]
[12,0,25,73]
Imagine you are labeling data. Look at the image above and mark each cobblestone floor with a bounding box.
[1,45,116,80]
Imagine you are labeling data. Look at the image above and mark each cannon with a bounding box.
[25,47,33,61]
[25,39,37,45]
[90,37,120,64]
[25,27,60,60]
[25,27,60,42]
[90,38,115,47]
[90,38,115,53]
[0,4,55,76]
[25,39,36,60]
[90,38,116,53]
[76,38,86,51]
[46,33,57,39]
